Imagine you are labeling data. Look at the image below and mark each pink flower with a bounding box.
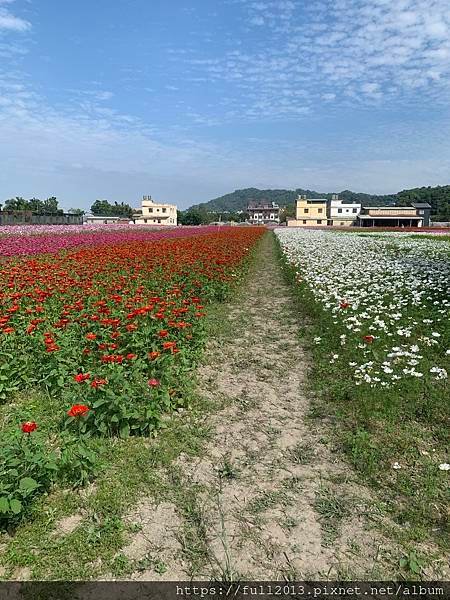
[148,378,160,388]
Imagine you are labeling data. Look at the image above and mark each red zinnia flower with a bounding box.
[21,421,37,434]
[85,333,97,340]
[91,378,107,388]
[158,329,169,338]
[74,372,90,383]
[162,341,177,350]
[148,378,160,387]
[148,351,160,360]
[126,353,137,360]
[363,335,375,344]
[67,404,90,418]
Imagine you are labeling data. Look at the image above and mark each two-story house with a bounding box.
[247,202,280,225]
[328,194,361,226]
[134,196,177,226]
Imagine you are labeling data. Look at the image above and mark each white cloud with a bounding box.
[185,0,450,119]
[0,2,30,32]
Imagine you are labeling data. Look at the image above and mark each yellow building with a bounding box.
[134,195,177,226]
[287,195,328,227]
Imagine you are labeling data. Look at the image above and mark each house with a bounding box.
[327,194,361,226]
[287,195,328,227]
[133,196,177,226]
[247,201,280,225]
[356,203,431,228]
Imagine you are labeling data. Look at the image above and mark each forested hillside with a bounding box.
[190,185,450,221]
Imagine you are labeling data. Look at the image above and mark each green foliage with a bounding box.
[0,430,58,525]
[90,199,133,218]
[58,433,100,487]
[3,196,63,215]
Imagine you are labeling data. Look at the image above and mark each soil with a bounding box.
[122,232,400,580]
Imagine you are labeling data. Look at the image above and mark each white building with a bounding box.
[134,195,177,226]
[327,194,361,226]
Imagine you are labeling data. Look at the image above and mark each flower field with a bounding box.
[0,224,220,256]
[0,227,264,527]
[276,228,449,549]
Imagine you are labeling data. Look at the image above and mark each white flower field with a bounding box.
[275,229,449,389]
[275,228,449,553]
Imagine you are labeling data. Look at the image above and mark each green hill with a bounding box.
[190,185,450,221]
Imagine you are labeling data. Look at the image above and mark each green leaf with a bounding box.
[10,499,23,514]
[92,398,109,409]
[119,423,130,439]
[19,477,39,491]
[0,497,9,513]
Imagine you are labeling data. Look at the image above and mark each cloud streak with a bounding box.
[0,0,30,32]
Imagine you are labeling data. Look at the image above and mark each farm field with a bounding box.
[0,226,449,582]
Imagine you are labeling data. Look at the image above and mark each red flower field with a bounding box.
[0,226,264,525]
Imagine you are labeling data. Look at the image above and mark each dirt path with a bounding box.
[123,232,397,580]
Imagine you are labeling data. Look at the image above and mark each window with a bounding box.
[330,220,334,226]
[340,221,345,225]
[157,208,160,212]
[352,208,357,213]
[158,219,161,223]
[162,208,167,213]
[317,219,322,224]
[144,219,147,223]
[419,210,424,215]
[149,208,153,213]
[304,208,309,213]
[302,220,307,224]
[338,208,342,213]
[318,208,323,213]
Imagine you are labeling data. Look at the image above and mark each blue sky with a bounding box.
[1,0,450,210]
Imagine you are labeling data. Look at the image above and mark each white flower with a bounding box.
[438,463,450,471]
[430,367,448,380]
[392,462,402,470]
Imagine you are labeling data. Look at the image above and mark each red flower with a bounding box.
[363,335,375,344]
[148,351,160,360]
[158,329,169,338]
[340,301,350,309]
[21,421,37,434]
[74,372,91,383]
[86,333,97,341]
[148,378,160,387]
[91,378,107,388]
[67,404,90,418]
[162,341,177,351]
[126,353,137,360]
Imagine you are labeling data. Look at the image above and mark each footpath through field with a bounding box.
[123,231,400,580]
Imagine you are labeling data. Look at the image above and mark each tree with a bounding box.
[90,199,133,218]
[68,208,85,215]
[3,196,63,214]
[279,205,296,224]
